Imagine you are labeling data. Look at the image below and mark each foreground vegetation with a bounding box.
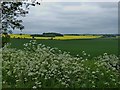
[2,40,120,88]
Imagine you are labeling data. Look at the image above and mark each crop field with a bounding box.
[2,1,120,88]
[2,39,120,88]
[2,35,120,88]
[9,38,119,58]
[9,34,102,40]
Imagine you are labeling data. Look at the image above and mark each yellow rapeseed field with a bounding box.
[35,37,52,40]
[3,34,103,40]
[53,35,102,40]
[10,34,32,39]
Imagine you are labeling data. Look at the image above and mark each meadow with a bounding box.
[2,34,120,88]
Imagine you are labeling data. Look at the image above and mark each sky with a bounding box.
[13,2,118,34]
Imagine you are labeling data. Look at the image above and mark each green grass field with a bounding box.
[9,38,119,58]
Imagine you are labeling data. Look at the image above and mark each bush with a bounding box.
[2,40,120,88]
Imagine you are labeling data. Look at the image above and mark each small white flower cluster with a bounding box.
[95,53,120,72]
[2,40,120,88]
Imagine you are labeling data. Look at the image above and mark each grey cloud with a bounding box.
[13,2,118,34]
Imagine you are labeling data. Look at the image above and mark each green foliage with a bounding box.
[43,32,63,37]
[1,1,40,33]
[1,1,40,46]
[2,2,26,32]
[2,40,120,88]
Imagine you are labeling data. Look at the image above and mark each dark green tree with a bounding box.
[1,1,40,33]
[0,1,40,47]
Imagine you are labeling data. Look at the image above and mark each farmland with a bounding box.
[2,39,120,88]
[9,37,119,58]
[9,34,102,40]
[2,34,120,88]
[1,1,120,88]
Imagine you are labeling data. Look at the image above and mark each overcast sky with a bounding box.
[13,2,118,34]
